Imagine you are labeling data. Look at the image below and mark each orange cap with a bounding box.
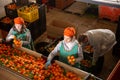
[14,17,24,24]
[64,27,76,37]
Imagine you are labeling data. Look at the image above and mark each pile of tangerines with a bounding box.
[13,37,22,47]
[1,17,12,24]
[84,45,94,53]
[0,43,81,80]
[7,3,17,10]
[80,60,92,68]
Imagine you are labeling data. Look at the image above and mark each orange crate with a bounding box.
[17,5,39,22]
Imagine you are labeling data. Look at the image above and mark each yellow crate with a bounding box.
[17,6,39,22]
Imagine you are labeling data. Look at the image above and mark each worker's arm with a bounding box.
[75,44,84,63]
[45,41,62,69]
[47,41,62,61]
[6,28,15,41]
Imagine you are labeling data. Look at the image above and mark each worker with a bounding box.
[78,29,117,74]
[45,27,83,69]
[6,17,34,50]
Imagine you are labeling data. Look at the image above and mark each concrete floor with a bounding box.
[35,7,119,80]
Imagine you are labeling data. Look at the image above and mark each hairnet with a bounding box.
[14,17,24,24]
[64,27,76,37]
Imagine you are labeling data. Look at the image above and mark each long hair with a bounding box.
[13,24,27,33]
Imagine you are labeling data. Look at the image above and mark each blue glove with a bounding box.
[45,60,51,69]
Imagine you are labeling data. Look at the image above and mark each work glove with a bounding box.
[44,60,51,69]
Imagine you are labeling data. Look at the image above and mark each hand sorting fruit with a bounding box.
[13,37,22,48]
[67,55,76,65]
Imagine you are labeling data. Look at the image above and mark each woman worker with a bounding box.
[6,17,34,50]
[45,27,83,68]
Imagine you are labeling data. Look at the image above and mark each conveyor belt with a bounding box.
[0,65,31,80]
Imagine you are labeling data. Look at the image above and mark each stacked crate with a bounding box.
[0,3,46,41]
[4,0,29,19]
[0,0,29,38]
[4,3,18,19]
[0,16,13,38]
[17,4,39,22]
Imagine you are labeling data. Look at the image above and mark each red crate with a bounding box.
[114,8,120,21]
[99,5,119,21]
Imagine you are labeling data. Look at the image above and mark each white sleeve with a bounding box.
[47,41,62,61]
[92,43,101,64]
[75,44,83,62]
[6,28,14,41]
[86,30,101,63]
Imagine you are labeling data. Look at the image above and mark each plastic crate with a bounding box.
[114,8,120,21]
[4,3,18,19]
[0,16,13,31]
[99,5,119,21]
[0,16,13,38]
[80,52,93,73]
[17,5,39,22]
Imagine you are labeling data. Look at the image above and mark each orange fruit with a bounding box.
[71,56,75,59]
[67,56,70,60]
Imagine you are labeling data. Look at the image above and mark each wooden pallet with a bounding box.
[64,1,90,15]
